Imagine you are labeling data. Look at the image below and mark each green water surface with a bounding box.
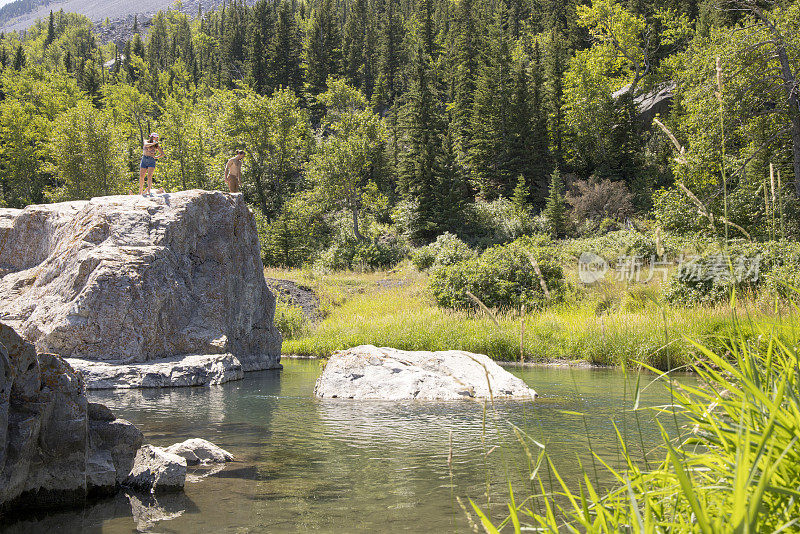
[3,359,694,533]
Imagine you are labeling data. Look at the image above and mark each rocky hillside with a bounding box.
[0,0,248,38]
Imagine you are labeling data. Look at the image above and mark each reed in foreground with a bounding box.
[470,317,800,532]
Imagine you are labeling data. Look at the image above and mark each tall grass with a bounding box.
[470,314,800,532]
[281,275,800,369]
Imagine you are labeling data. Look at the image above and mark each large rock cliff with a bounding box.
[0,191,281,374]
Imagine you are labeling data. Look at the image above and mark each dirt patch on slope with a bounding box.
[266,278,320,320]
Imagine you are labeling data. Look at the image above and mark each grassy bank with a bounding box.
[471,317,800,531]
[269,266,800,369]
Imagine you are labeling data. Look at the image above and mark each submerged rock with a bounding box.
[0,191,282,386]
[0,322,142,518]
[125,445,187,493]
[165,438,234,465]
[314,346,538,400]
[66,353,244,389]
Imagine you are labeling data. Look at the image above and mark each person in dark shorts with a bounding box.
[139,133,165,195]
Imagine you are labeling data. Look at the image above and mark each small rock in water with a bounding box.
[165,438,234,465]
[314,345,538,400]
[125,445,187,493]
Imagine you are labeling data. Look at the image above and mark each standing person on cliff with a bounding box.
[224,150,246,193]
[139,133,165,195]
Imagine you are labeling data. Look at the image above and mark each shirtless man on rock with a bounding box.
[224,150,246,193]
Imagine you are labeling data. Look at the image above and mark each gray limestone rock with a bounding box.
[314,345,538,401]
[164,438,234,465]
[66,353,244,390]
[0,191,282,379]
[125,445,187,493]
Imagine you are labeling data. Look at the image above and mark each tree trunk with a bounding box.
[771,38,800,195]
[788,112,800,196]
[352,207,365,241]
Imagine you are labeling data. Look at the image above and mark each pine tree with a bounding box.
[512,174,530,213]
[12,44,25,70]
[528,40,552,207]
[270,0,302,92]
[342,0,367,92]
[374,0,403,114]
[250,0,275,94]
[401,0,445,244]
[469,9,514,199]
[543,168,568,238]
[437,129,469,233]
[545,29,567,168]
[303,0,342,98]
[507,56,534,195]
[146,12,169,71]
[44,11,55,48]
[450,0,479,167]
[131,33,145,59]
[132,14,139,34]
[221,0,247,85]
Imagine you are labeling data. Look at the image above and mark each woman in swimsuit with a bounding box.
[139,133,165,195]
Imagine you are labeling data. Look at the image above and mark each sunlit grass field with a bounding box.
[267,265,800,369]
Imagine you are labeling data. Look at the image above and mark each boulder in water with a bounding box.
[66,353,244,389]
[314,345,537,400]
[125,445,187,493]
[0,191,282,386]
[164,438,234,465]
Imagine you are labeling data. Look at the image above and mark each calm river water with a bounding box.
[3,359,694,533]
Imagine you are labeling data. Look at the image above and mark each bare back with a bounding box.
[225,157,243,193]
[226,157,243,177]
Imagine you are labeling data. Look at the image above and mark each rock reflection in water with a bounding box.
[1,491,197,534]
[127,491,195,532]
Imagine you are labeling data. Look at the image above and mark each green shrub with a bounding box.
[430,236,564,311]
[663,241,800,305]
[317,233,404,271]
[410,232,475,271]
[564,229,656,262]
[460,199,549,248]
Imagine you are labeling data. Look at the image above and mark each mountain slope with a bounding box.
[0,0,202,32]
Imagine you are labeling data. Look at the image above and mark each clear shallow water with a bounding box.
[3,360,695,533]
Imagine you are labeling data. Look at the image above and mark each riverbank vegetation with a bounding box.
[272,258,800,369]
[469,313,800,531]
